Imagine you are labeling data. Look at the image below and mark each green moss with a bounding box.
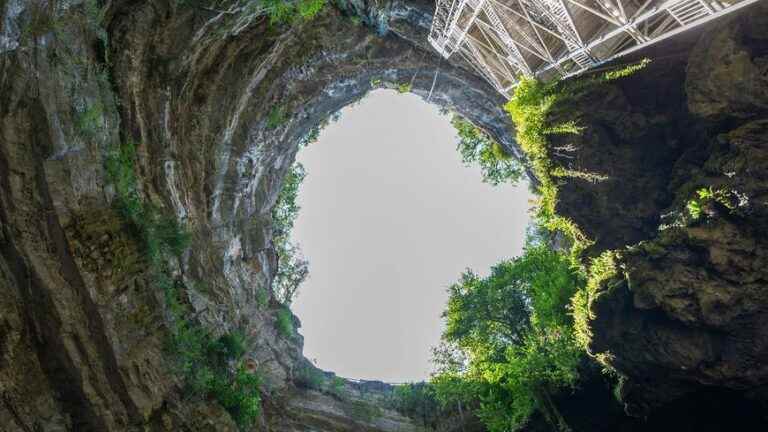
[276,306,294,338]
[572,251,619,351]
[76,102,104,138]
[504,78,592,264]
[261,0,328,25]
[256,288,271,308]
[266,105,288,129]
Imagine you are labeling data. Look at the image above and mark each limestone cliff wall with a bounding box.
[1,0,767,431]
[0,1,505,430]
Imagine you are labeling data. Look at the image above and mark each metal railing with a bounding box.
[429,0,765,98]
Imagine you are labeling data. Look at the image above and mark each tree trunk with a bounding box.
[537,388,572,432]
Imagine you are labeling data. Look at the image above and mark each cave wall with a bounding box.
[1,0,768,431]
[0,0,512,430]
[553,4,768,423]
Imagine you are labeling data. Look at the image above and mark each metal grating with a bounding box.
[428,0,766,98]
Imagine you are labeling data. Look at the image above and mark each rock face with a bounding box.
[1,0,768,431]
[0,1,508,431]
[569,4,768,424]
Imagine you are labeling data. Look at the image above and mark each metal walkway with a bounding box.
[428,0,764,98]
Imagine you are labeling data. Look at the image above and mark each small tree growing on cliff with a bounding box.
[271,162,308,305]
[451,115,525,186]
[432,245,584,432]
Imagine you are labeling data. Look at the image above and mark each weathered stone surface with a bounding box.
[573,3,768,419]
[686,10,768,121]
[2,0,768,430]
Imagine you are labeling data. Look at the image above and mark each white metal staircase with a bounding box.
[428,0,765,98]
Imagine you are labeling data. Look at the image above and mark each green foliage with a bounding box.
[213,365,263,427]
[272,163,305,235]
[276,306,295,338]
[572,251,618,351]
[266,105,288,129]
[105,141,143,222]
[105,140,261,429]
[433,246,585,432]
[397,82,412,93]
[687,198,704,220]
[295,363,326,390]
[329,376,346,398]
[272,163,309,305]
[389,383,441,427]
[261,0,327,24]
[169,324,261,429]
[504,78,590,262]
[443,246,582,353]
[256,287,271,308]
[686,187,718,219]
[428,60,650,432]
[346,400,382,423]
[349,16,363,26]
[504,60,650,262]
[685,186,741,220]
[76,103,104,138]
[293,364,349,399]
[178,0,326,25]
[212,331,248,360]
[603,58,652,81]
[451,115,524,186]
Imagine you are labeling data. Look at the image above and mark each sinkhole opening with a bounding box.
[286,89,533,382]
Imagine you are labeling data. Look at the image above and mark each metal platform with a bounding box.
[428,0,765,98]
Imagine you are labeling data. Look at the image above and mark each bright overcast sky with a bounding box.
[290,89,533,383]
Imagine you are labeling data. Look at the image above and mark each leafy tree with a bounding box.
[389,383,441,428]
[433,245,584,432]
[451,115,524,186]
[272,162,308,305]
[443,266,530,356]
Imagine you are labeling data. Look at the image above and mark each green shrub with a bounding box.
[328,376,346,399]
[212,331,248,361]
[76,103,104,138]
[295,363,326,390]
[397,82,412,93]
[433,245,585,432]
[276,306,294,338]
[685,186,741,220]
[261,0,327,24]
[256,287,271,308]
[389,383,441,427]
[346,400,382,423]
[451,115,524,186]
[266,105,288,129]
[272,163,309,305]
[211,365,263,428]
